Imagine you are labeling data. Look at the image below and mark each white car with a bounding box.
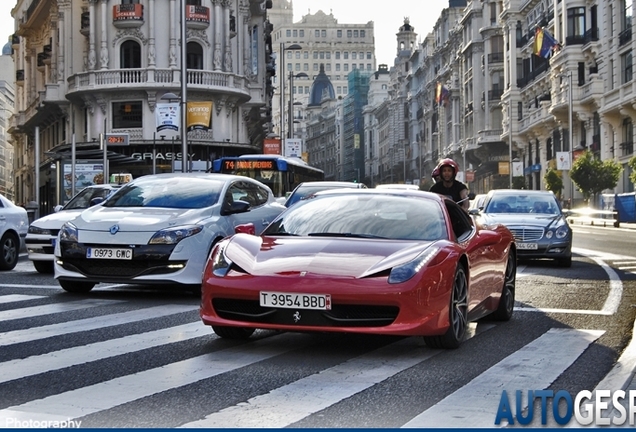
[0,193,29,271]
[54,173,285,293]
[26,184,122,273]
[375,184,420,190]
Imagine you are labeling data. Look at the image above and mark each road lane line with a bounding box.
[0,304,198,347]
[0,322,208,384]
[0,333,311,423]
[402,328,604,428]
[0,299,124,323]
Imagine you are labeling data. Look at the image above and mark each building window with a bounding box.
[336,64,340,71]
[622,0,633,32]
[304,51,308,59]
[366,52,372,59]
[287,62,292,71]
[352,52,357,60]
[186,42,203,69]
[353,30,359,38]
[326,64,331,71]
[295,63,300,71]
[366,64,372,70]
[315,29,320,38]
[320,52,325,59]
[295,51,301,59]
[326,52,331,59]
[344,64,349,71]
[120,40,141,68]
[321,30,326,38]
[622,51,633,84]
[313,52,318,59]
[343,52,349,59]
[567,7,585,38]
[313,64,319,71]
[335,52,340,59]
[347,30,352,38]
[360,30,365,38]
[337,30,342,38]
[299,30,304,37]
[286,30,291,37]
[112,101,142,129]
[303,63,308,71]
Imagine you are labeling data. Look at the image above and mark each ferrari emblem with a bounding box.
[300,271,307,277]
[293,311,301,322]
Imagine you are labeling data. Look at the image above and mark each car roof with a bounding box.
[487,189,556,197]
[375,184,420,190]
[296,181,364,188]
[130,173,254,183]
[312,188,444,201]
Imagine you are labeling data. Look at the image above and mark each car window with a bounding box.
[486,194,559,214]
[265,194,446,241]
[104,178,223,209]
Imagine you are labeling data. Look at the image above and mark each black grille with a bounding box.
[213,298,399,328]
[62,258,185,278]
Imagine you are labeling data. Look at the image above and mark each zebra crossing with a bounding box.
[0,290,613,428]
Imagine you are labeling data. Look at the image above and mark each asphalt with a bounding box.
[570,220,636,423]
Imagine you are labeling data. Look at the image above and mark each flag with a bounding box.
[533,27,561,59]
[435,82,450,106]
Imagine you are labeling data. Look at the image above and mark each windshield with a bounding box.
[103,178,223,209]
[486,194,560,215]
[264,194,447,241]
[63,187,115,210]
[234,169,284,198]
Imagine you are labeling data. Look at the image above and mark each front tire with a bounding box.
[0,232,20,271]
[212,326,255,340]
[424,264,468,349]
[492,251,516,321]
[59,279,96,293]
[33,260,54,274]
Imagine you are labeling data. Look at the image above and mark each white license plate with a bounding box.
[86,247,133,260]
[260,291,331,310]
[516,242,538,250]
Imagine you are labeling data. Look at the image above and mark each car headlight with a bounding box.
[148,225,203,245]
[59,222,78,243]
[211,244,233,277]
[555,225,569,239]
[28,225,53,235]
[388,246,440,284]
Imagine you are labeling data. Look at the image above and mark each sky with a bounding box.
[0,0,447,66]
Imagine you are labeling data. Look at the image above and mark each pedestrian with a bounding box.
[429,158,469,210]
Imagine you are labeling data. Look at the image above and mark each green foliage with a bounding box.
[512,176,527,189]
[629,156,636,187]
[543,168,563,197]
[569,150,622,202]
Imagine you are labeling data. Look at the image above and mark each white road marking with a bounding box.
[0,304,198,347]
[0,322,209,384]
[181,323,496,428]
[0,299,124,323]
[0,295,46,304]
[402,328,604,428]
[0,333,312,423]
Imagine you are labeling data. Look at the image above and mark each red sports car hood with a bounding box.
[223,234,436,278]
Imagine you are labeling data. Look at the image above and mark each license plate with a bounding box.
[86,247,133,260]
[516,242,538,250]
[260,291,331,310]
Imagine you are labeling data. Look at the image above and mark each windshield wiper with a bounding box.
[307,232,387,239]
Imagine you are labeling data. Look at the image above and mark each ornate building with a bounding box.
[9,0,274,215]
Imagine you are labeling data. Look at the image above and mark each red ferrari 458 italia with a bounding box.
[200,189,516,349]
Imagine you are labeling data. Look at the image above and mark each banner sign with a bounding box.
[556,151,571,170]
[263,138,281,155]
[187,101,213,131]
[156,103,180,132]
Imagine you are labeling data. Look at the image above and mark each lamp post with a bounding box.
[288,72,308,140]
[279,43,303,143]
[179,0,188,172]
[567,70,574,204]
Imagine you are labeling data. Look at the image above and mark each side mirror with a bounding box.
[235,223,256,235]
[53,205,64,213]
[221,199,251,216]
[89,197,105,206]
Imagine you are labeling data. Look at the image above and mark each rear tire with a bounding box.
[59,279,95,293]
[492,251,516,321]
[212,326,255,340]
[33,260,54,274]
[423,264,468,349]
[0,232,20,271]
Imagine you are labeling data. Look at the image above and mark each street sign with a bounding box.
[104,133,130,146]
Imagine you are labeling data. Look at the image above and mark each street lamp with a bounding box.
[279,43,303,142]
[179,0,188,172]
[288,72,308,140]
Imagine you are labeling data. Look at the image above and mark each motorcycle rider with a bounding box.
[429,158,469,211]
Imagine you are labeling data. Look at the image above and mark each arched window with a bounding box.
[186,42,203,69]
[120,40,141,68]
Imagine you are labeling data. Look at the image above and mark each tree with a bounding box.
[569,150,622,205]
[629,156,636,187]
[543,168,563,197]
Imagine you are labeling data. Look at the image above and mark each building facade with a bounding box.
[9,0,273,215]
[0,41,15,200]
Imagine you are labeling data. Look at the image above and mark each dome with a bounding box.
[308,64,335,106]
[2,41,12,56]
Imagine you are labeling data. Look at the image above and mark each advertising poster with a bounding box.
[284,138,302,158]
[263,138,281,155]
[186,101,213,131]
[61,160,105,203]
[556,151,571,170]
[156,103,180,132]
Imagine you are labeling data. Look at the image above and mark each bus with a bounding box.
[211,154,324,198]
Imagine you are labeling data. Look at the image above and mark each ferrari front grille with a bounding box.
[213,298,399,327]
